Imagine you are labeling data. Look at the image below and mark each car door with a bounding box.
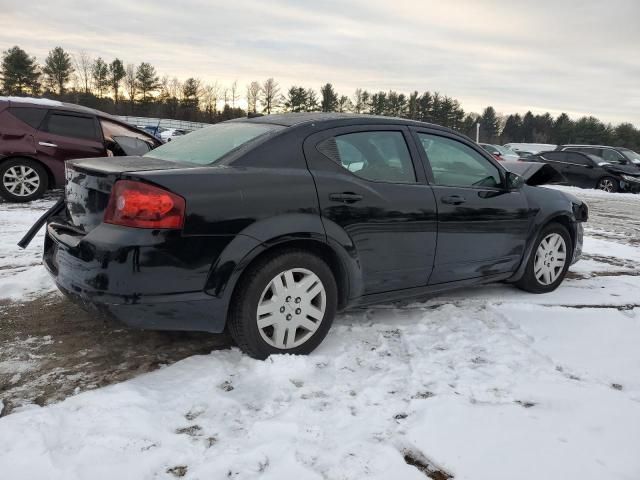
[36,111,106,179]
[304,125,438,295]
[411,129,530,284]
[563,152,598,188]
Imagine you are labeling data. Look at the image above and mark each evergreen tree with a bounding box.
[320,83,339,112]
[417,92,433,123]
[337,95,352,113]
[522,111,536,142]
[501,114,523,143]
[42,46,73,94]
[479,106,499,143]
[370,91,386,115]
[573,116,611,144]
[0,46,40,95]
[135,62,160,102]
[305,88,319,111]
[284,86,307,112]
[108,59,126,103]
[91,57,109,97]
[550,113,574,145]
[407,91,419,120]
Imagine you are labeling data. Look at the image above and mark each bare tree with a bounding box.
[73,50,92,94]
[202,82,220,119]
[124,63,136,103]
[260,78,281,114]
[246,81,261,114]
[230,80,239,108]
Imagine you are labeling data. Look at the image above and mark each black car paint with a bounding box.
[39,114,587,332]
[528,151,640,193]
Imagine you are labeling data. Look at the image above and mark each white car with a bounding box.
[160,128,189,142]
[504,143,557,155]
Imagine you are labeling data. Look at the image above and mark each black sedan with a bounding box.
[526,150,640,193]
[25,114,588,358]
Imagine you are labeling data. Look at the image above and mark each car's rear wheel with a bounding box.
[228,250,337,359]
[0,158,48,202]
[515,223,572,293]
[597,176,618,193]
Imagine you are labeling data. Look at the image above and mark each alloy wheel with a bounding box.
[598,178,615,192]
[256,268,326,349]
[3,165,41,197]
[534,233,567,286]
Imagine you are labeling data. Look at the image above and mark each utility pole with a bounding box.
[476,122,480,143]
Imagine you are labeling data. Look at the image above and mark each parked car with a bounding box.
[504,143,557,155]
[479,143,520,161]
[526,150,640,193]
[557,144,640,167]
[160,128,190,142]
[25,113,588,359]
[0,97,163,202]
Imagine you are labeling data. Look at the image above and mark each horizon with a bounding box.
[1,0,639,125]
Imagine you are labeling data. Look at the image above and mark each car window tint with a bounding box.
[146,122,283,165]
[323,131,416,183]
[8,107,47,129]
[417,133,501,188]
[566,152,591,165]
[601,149,625,164]
[43,113,98,140]
[112,136,152,156]
[542,152,567,162]
[101,119,153,142]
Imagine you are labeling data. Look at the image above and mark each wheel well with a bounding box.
[233,239,350,310]
[0,156,55,189]
[547,215,575,250]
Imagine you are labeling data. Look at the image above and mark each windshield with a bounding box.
[145,122,283,165]
[620,149,640,163]
[495,145,517,155]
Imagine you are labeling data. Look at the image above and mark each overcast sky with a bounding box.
[1,0,638,124]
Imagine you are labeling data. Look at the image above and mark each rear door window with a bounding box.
[318,131,417,183]
[565,152,592,166]
[42,113,99,140]
[8,107,47,129]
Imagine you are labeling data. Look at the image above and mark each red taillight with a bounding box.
[494,154,503,161]
[104,180,185,229]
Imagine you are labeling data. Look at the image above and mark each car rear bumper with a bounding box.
[43,220,234,333]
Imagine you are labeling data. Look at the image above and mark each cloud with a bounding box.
[1,0,638,124]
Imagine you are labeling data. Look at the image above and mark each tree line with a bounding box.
[2,45,640,151]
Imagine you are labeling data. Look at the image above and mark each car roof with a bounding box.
[0,95,115,119]
[232,112,455,132]
[561,144,617,149]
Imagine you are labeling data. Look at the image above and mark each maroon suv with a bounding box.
[0,97,162,202]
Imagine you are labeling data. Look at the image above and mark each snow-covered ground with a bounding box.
[0,187,639,480]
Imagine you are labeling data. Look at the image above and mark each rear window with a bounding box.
[145,122,283,165]
[9,107,47,129]
[42,113,98,140]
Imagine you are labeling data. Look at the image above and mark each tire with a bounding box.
[0,158,48,202]
[228,249,338,359]
[515,222,572,294]
[597,176,619,193]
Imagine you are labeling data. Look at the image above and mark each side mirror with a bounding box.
[506,171,525,190]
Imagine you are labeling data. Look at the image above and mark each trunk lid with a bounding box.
[65,156,188,232]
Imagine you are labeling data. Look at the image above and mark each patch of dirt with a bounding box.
[0,294,232,416]
[404,451,453,479]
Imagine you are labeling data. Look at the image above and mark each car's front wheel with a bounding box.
[0,158,48,202]
[228,250,337,359]
[515,223,572,293]
[597,176,619,193]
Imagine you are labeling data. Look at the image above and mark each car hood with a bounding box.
[601,164,640,175]
[502,161,566,186]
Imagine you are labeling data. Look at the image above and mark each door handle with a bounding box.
[441,194,466,205]
[38,141,58,148]
[329,192,363,204]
